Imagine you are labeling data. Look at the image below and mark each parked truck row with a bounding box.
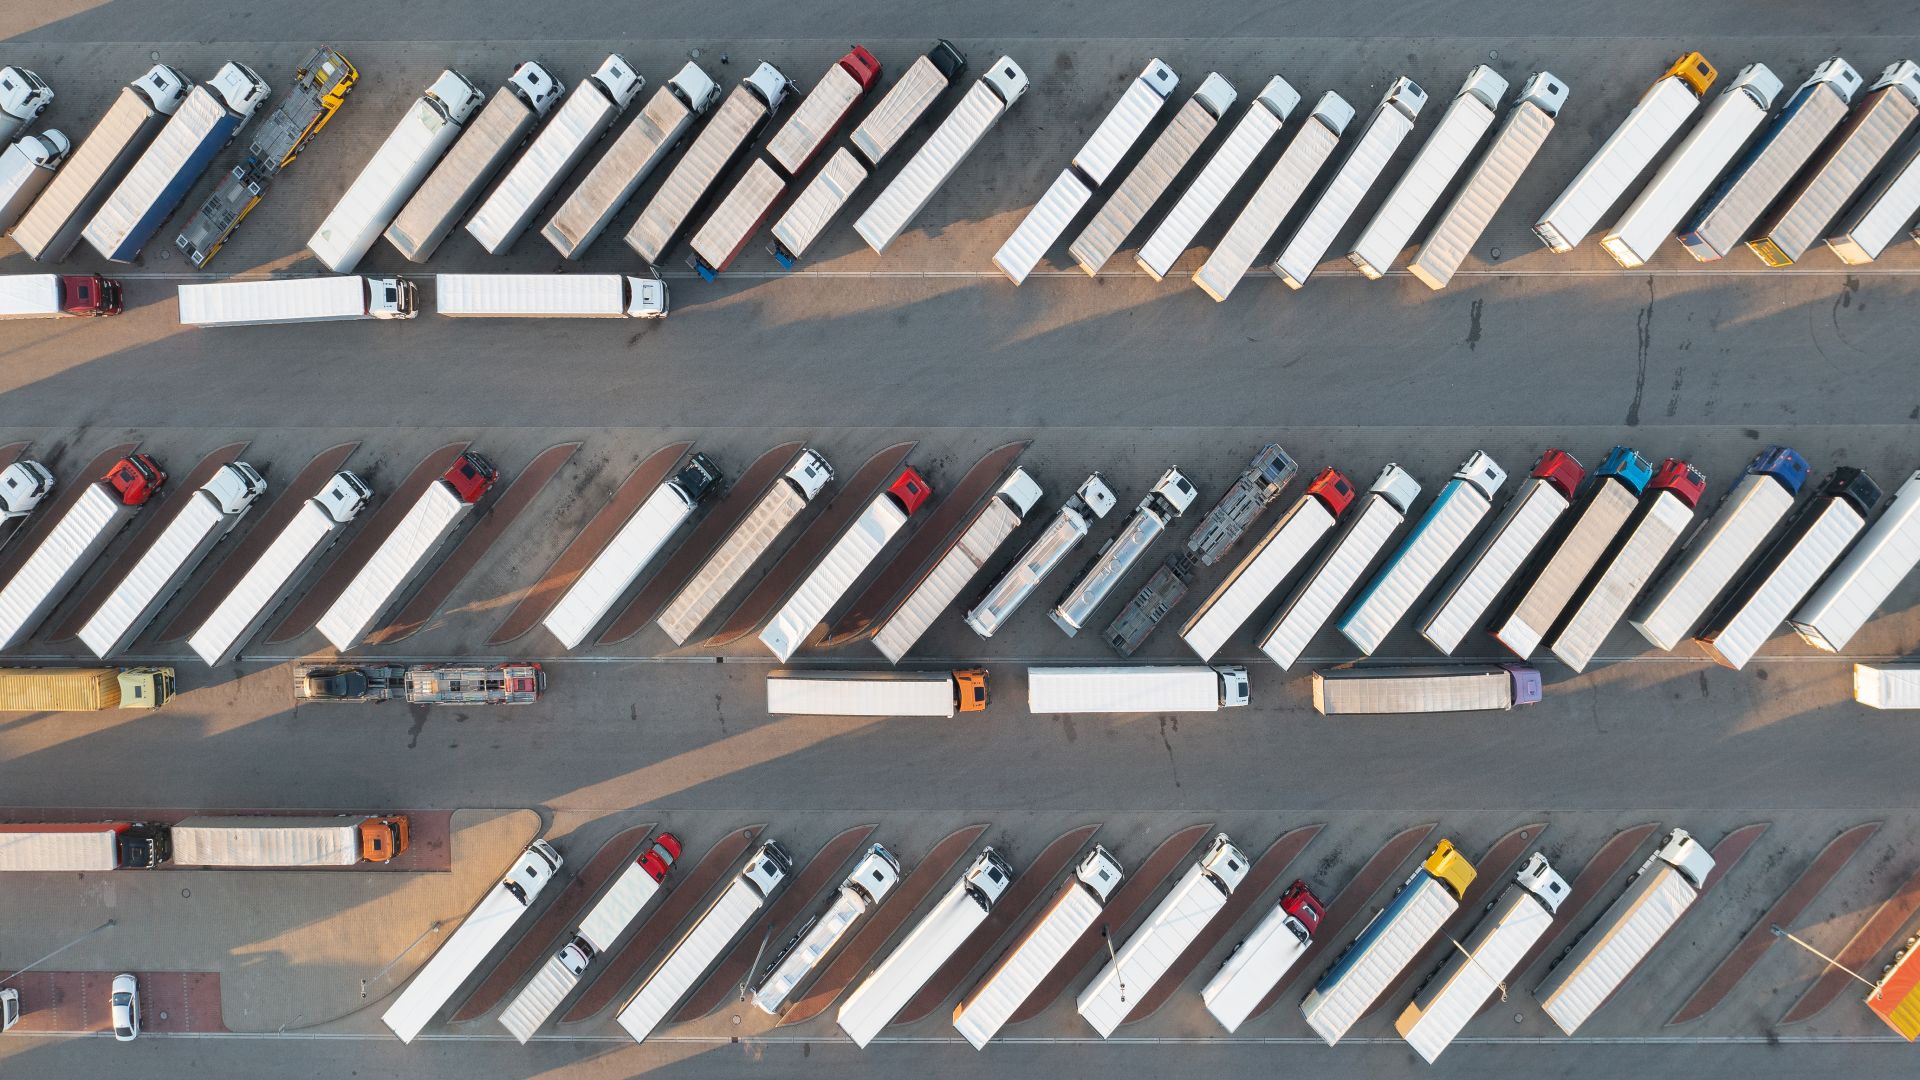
[0,813,409,871]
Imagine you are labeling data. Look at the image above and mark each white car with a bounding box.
[110,973,139,1041]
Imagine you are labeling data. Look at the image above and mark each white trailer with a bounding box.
[687,159,787,278]
[189,471,370,666]
[169,815,396,867]
[543,63,721,259]
[993,59,1178,284]
[1680,58,1862,261]
[1311,663,1542,714]
[872,469,1042,663]
[1274,77,1427,288]
[544,454,719,649]
[1070,75,1235,276]
[838,848,1013,1048]
[178,275,418,326]
[0,822,164,872]
[1261,464,1421,669]
[381,839,560,1042]
[309,71,483,272]
[0,132,71,232]
[1183,474,1349,661]
[0,458,164,651]
[1534,53,1716,252]
[1827,122,1920,263]
[626,63,791,265]
[759,468,930,662]
[1396,854,1568,1063]
[1350,66,1508,280]
[765,669,983,718]
[856,58,1029,253]
[1027,664,1250,714]
[618,840,792,1043]
[1191,92,1352,301]
[1537,829,1713,1035]
[1699,468,1880,669]
[1410,72,1569,290]
[1550,463,1704,672]
[1136,76,1298,281]
[966,473,1116,638]
[79,463,265,659]
[1791,470,1920,652]
[1078,834,1246,1038]
[467,56,642,254]
[953,846,1122,1048]
[385,62,562,263]
[1051,468,1197,636]
[754,846,900,1015]
[1420,450,1583,654]
[1601,64,1782,268]
[1339,452,1505,654]
[658,450,832,645]
[1854,662,1920,709]
[433,272,666,317]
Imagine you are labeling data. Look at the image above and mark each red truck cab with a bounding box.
[442,450,499,503]
[1305,467,1356,516]
[1649,457,1707,508]
[886,467,932,515]
[841,46,883,90]
[1280,879,1325,933]
[1532,448,1587,500]
[62,274,123,316]
[638,831,682,882]
[105,454,166,506]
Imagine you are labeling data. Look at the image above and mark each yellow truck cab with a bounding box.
[1423,839,1478,898]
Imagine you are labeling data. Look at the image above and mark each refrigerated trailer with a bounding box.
[953,846,1122,1048]
[1027,664,1249,713]
[1136,75,1298,281]
[1349,66,1508,280]
[658,449,832,644]
[544,454,720,649]
[170,814,408,867]
[753,845,899,1015]
[1312,662,1541,715]
[856,58,1028,253]
[1791,470,1920,652]
[178,275,418,326]
[1070,74,1235,276]
[626,63,791,265]
[871,468,1042,663]
[1202,880,1325,1033]
[1191,92,1352,301]
[759,469,931,661]
[965,474,1116,638]
[1854,663,1920,709]
[1274,77,1427,288]
[1827,124,1920,263]
[765,668,987,717]
[1419,449,1584,653]
[1534,53,1716,252]
[1260,464,1421,669]
[1549,459,1705,671]
[0,272,122,318]
[1339,452,1505,654]
[1050,468,1197,636]
[838,848,1013,1048]
[0,821,169,871]
[385,62,561,263]
[0,454,166,651]
[0,132,71,233]
[434,272,666,317]
[1182,468,1353,661]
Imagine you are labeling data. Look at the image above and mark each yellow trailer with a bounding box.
[0,666,174,710]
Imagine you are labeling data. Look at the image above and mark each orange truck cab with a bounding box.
[358,815,411,862]
[953,667,989,711]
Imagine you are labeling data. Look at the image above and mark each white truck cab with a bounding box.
[593,54,646,108]
[0,460,55,520]
[1652,828,1714,886]
[366,276,419,319]
[0,985,18,1031]
[984,57,1030,107]
[1152,468,1200,513]
[1201,832,1251,888]
[671,62,723,112]
[0,67,53,141]
[626,272,670,318]
[209,62,270,119]
[1217,665,1252,707]
[135,64,192,115]
[998,468,1045,516]
[316,470,373,520]
[745,62,795,111]
[426,69,485,125]
[963,848,1015,905]
[744,839,795,893]
[206,462,267,514]
[508,61,564,115]
[787,449,834,498]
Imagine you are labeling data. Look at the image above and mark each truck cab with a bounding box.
[359,816,411,862]
[1306,467,1357,515]
[1151,468,1199,514]
[0,460,55,520]
[625,272,670,318]
[591,54,646,109]
[210,63,270,120]
[962,848,1014,907]
[317,470,373,522]
[1515,852,1571,912]
[1663,51,1719,96]
[786,450,834,499]
[367,276,420,320]
[952,667,989,711]
[671,453,721,505]
[1650,458,1707,504]
[1,986,17,1032]
[983,57,1030,107]
[425,70,485,125]
[1214,664,1251,707]
[1648,828,1714,888]
[60,273,123,316]
[1422,839,1478,897]
[886,468,932,514]
[1200,833,1251,890]
[0,67,53,131]
[1077,845,1124,900]
[1384,76,1430,118]
[744,839,795,893]
[667,62,722,114]
[1533,449,1586,499]
[442,451,499,503]
[117,666,175,709]
[848,844,902,903]
[556,935,596,972]
[507,61,563,116]
[505,839,563,905]
[106,454,166,506]
[639,832,682,882]
[206,462,267,515]
[117,821,170,868]
[745,62,795,111]
[1280,879,1325,935]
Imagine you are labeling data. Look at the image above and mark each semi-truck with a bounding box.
[657,449,832,645]
[1078,833,1247,1038]
[83,64,270,263]
[1349,66,1509,280]
[753,845,899,1015]
[0,131,71,233]
[177,275,418,326]
[1680,58,1863,261]
[1792,470,1920,652]
[993,59,1179,285]
[308,70,483,273]
[0,821,169,871]
[1182,468,1353,660]
[1201,880,1325,1033]
[1302,840,1477,1046]
[1419,449,1584,654]
[1050,468,1197,636]
[1534,52,1716,252]
[1260,464,1421,669]
[1192,92,1352,301]
[543,454,721,649]
[169,814,408,867]
[499,833,680,1043]
[1027,664,1250,713]
[855,57,1028,253]
[769,42,966,267]
[1698,467,1880,669]
[0,454,166,651]
[1601,64,1782,268]
[765,668,987,717]
[78,462,266,659]
[616,840,794,1043]
[1396,853,1568,1062]
[10,65,188,262]
[543,62,720,259]
[952,846,1123,1048]
[0,666,173,710]
[1631,446,1808,650]
[0,273,123,318]
[625,63,791,265]
[965,474,1116,638]
[1187,444,1300,567]
[1274,77,1427,288]
[1069,74,1236,277]
[1136,76,1298,282]
[316,450,497,651]
[1311,663,1542,715]
[1410,71,1569,289]
[467,55,642,255]
[0,67,53,144]
[871,468,1043,663]
[0,459,55,521]
[1750,61,1920,266]
[1855,662,1920,710]
[434,272,666,318]
[839,848,1013,1048]
[1339,452,1505,655]
[189,470,371,666]
[382,839,562,1042]
[1489,446,1653,658]
[1548,458,1705,671]
[294,661,542,704]
[1536,828,1713,1035]
[386,61,561,263]
[1103,554,1196,656]
[759,468,931,662]
[1828,121,1920,263]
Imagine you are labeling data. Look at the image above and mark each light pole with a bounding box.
[1102,923,1126,1003]
[0,920,115,984]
